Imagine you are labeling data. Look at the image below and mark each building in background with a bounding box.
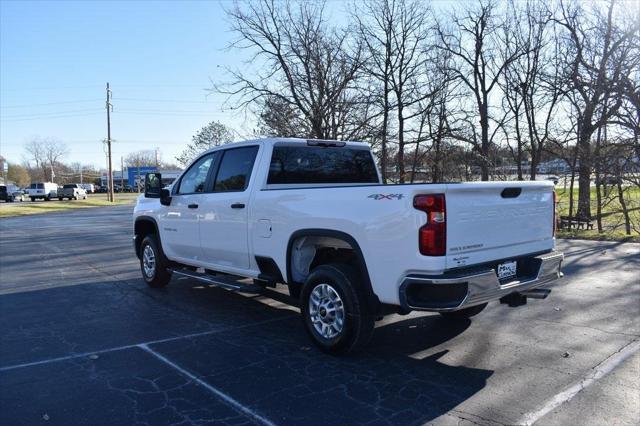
[100,167,181,190]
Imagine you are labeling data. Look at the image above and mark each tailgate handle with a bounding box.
[501,188,522,198]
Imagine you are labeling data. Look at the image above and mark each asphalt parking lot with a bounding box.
[0,206,638,426]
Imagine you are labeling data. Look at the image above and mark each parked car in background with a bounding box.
[58,183,88,200]
[0,184,26,202]
[81,183,95,193]
[123,184,133,192]
[13,189,27,202]
[28,182,59,201]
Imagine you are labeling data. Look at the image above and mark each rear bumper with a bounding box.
[399,251,564,312]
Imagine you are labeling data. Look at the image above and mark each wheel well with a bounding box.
[286,230,380,311]
[134,218,158,258]
[289,236,355,284]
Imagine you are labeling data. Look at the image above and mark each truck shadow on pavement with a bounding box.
[134,280,494,425]
[0,278,493,426]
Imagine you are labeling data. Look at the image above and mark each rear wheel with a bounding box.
[30,197,35,202]
[439,303,487,320]
[139,234,171,288]
[301,263,375,355]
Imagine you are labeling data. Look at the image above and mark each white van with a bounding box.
[28,182,59,201]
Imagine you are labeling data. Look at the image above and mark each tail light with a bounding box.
[414,194,446,256]
[553,191,557,237]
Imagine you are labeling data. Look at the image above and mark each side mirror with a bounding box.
[144,173,162,198]
[160,188,172,206]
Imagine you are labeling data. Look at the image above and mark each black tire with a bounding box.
[30,197,35,202]
[139,234,172,288]
[300,263,375,355]
[439,303,488,320]
[58,198,63,201]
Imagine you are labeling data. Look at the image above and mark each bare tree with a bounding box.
[554,0,639,218]
[23,139,46,181]
[500,0,562,180]
[353,0,396,182]
[219,0,367,141]
[23,138,68,182]
[436,1,525,181]
[125,150,157,168]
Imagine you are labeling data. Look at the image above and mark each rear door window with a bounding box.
[213,146,259,192]
[268,145,378,184]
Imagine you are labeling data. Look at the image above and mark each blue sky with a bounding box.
[0,0,258,168]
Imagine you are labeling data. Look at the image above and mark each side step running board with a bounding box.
[170,269,264,293]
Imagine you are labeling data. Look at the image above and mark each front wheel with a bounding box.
[30,197,35,202]
[301,263,374,355]
[439,303,487,320]
[139,234,171,288]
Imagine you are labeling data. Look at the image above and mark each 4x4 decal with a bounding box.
[368,193,404,200]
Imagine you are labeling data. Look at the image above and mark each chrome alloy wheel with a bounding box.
[309,283,345,339]
[142,245,156,278]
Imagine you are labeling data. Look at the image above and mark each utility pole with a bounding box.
[121,156,124,188]
[106,82,114,202]
[80,164,83,184]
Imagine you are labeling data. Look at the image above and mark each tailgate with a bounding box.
[445,182,555,269]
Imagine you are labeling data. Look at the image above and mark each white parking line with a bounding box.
[0,315,293,373]
[139,344,276,426]
[518,339,640,425]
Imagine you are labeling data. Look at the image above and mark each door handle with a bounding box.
[230,203,245,209]
[188,203,199,209]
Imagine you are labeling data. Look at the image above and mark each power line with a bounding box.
[0,84,104,92]
[113,111,228,117]
[0,99,102,109]
[115,108,226,114]
[1,108,104,119]
[0,112,104,122]
[115,97,215,104]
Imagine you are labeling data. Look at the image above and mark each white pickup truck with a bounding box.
[133,138,563,353]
